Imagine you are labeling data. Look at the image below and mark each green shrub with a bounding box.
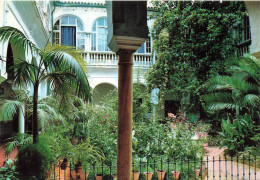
[16,140,54,179]
[0,159,19,180]
[207,135,222,146]
[219,114,257,156]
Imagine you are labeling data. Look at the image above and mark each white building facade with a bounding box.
[52,1,154,104]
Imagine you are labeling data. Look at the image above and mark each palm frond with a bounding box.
[206,102,237,112]
[237,94,260,109]
[40,44,91,101]
[0,26,39,58]
[3,133,32,156]
[0,100,24,121]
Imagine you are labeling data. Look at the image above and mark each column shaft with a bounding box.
[117,49,134,180]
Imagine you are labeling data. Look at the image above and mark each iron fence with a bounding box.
[47,154,259,180]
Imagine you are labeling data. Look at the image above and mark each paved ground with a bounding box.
[204,147,260,180]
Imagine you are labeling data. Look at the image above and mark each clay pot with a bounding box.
[171,171,180,180]
[144,172,153,180]
[193,169,200,177]
[131,170,140,180]
[156,170,166,180]
[80,171,89,180]
[96,174,103,180]
[70,170,77,179]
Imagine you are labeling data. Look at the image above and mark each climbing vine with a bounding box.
[147,1,247,113]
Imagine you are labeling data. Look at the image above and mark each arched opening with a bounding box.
[53,15,85,50]
[93,83,117,105]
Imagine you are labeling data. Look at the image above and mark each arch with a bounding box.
[91,16,109,51]
[54,14,85,31]
[93,83,117,105]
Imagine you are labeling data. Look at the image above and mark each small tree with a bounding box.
[0,26,91,143]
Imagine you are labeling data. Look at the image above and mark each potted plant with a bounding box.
[143,167,153,180]
[171,170,180,180]
[131,170,140,180]
[95,166,103,180]
[68,140,104,180]
[156,169,166,180]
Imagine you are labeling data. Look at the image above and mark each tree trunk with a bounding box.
[32,82,39,143]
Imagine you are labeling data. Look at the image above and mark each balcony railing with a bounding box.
[83,51,153,67]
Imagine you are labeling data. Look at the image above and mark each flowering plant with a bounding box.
[167,111,210,136]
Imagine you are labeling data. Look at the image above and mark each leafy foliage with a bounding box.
[3,133,32,156]
[147,1,247,114]
[202,55,260,117]
[219,114,258,156]
[16,139,54,179]
[0,26,91,143]
[0,159,19,180]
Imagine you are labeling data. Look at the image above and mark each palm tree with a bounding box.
[202,54,260,116]
[0,26,91,143]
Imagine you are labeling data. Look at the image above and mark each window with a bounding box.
[91,17,109,51]
[137,35,152,53]
[53,16,85,50]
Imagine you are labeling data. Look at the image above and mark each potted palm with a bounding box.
[95,167,103,180]
[68,140,104,180]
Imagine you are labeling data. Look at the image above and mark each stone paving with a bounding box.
[204,147,260,180]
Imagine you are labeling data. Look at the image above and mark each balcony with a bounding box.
[83,51,153,68]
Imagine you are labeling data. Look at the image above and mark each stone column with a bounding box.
[18,106,25,133]
[106,1,148,179]
[117,49,134,179]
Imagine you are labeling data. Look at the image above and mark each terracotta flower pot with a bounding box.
[96,174,103,180]
[171,171,180,180]
[70,170,77,179]
[131,170,140,180]
[144,172,153,180]
[156,170,166,180]
[193,169,200,177]
[80,171,89,180]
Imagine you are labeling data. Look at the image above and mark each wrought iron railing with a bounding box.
[47,154,259,180]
